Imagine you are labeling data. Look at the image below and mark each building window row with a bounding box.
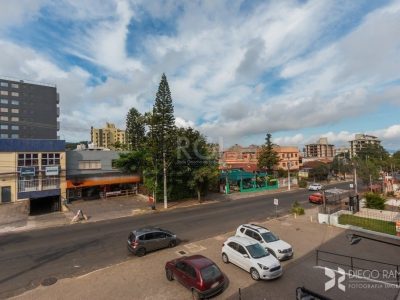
[17,153,60,167]
[0,116,19,121]
[1,133,19,138]
[78,160,101,170]
[0,82,19,88]
[0,107,19,113]
[0,125,19,130]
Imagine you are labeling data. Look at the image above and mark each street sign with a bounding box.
[349,183,354,189]
[274,198,279,206]
[45,166,59,176]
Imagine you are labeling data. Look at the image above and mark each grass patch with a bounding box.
[338,214,396,235]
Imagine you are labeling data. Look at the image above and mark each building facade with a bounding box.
[0,77,59,139]
[349,134,381,158]
[304,137,335,161]
[90,123,126,150]
[219,144,301,172]
[0,139,66,215]
[66,148,140,201]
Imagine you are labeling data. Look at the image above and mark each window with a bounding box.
[282,162,286,167]
[1,125,8,130]
[18,153,39,166]
[11,108,19,114]
[11,100,19,105]
[0,82,8,87]
[41,153,60,166]
[0,116,8,121]
[0,91,8,96]
[0,107,8,113]
[1,186,12,203]
[0,133,8,138]
[11,92,19,97]
[11,116,19,122]
[144,232,155,240]
[153,232,166,239]
[11,125,19,130]
[11,134,18,138]
[78,160,101,170]
[237,245,247,255]
[11,83,19,89]
[184,264,197,278]
[228,241,238,251]
[0,99,8,104]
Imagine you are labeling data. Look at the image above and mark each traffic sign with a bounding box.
[274,198,279,206]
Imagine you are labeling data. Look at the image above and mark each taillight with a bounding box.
[131,241,139,247]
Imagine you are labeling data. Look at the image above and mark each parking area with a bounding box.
[12,210,400,300]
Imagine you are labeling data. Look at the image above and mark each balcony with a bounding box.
[18,178,60,193]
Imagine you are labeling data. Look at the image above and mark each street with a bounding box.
[0,183,350,298]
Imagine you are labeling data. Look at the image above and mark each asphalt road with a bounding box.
[0,182,350,299]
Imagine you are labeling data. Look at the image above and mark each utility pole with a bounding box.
[354,164,358,195]
[163,151,167,209]
[288,161,291,191]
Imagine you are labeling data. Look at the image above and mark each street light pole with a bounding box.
[288,160,291,191]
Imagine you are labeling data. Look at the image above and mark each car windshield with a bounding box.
[261,232,279,243]
[200,264,222,282]
[246,243,269,258]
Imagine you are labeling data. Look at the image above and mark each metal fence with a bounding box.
[316,249,400,286]
[18,178,60,192]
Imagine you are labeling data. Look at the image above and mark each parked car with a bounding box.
[308,192,324,204]
[221,236,282,281]
[127,227,177,256]
[308,183,323,191]
[235,224,293,260]
[165,255,226,299]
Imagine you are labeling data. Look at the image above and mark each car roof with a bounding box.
[183,255,215,269]
[131,227,168,234]
[239,223,270,233]
[227,235,258,246]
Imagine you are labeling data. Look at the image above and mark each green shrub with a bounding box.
[365,192,385,210]
[291,200,305,215]
[298,179,307,188]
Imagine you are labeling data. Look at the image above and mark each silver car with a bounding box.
[127,227,177,257]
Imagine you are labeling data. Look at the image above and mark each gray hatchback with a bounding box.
[127,227,177,257]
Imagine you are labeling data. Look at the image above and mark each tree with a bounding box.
[151,73,176,208]
[188,165,219,202]
[126,108,145,151]
[365,192,385,210]
[257,133,280,174]
[308,162,330,181]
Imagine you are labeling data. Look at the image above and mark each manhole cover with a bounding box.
[41,277,58,286]
[178,250,187,255]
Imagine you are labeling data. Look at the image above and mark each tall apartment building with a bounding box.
[91,123,126,150]
[304,137,335,161]
[349,134,381,158]
[0,77,59,139]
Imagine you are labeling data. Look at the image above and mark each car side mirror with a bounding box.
[243,254,249,258]
[260,240,264,243]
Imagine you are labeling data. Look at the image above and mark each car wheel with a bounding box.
[192,289,201,300]
[222,253,229,264]
[136,247,146,257]
[166,268,174,281]
[168,240,177,248]
[250,268,260,281]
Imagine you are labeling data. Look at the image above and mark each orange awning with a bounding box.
[67,175,141,188]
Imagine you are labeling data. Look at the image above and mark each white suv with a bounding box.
[235,224,293,260]
[308,183,322,191]
[221,236,282,280]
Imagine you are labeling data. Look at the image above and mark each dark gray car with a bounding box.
[127,227,177,257]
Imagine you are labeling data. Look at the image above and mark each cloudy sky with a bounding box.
[1,0,400,151]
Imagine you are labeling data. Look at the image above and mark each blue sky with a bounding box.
[0,0,400,150]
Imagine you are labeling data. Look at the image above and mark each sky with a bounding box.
[0,0,400,151]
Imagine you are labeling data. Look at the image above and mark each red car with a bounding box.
[165,255,226,299]
[309,192,324,204]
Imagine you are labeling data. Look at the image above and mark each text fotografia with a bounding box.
[348,269,400,290]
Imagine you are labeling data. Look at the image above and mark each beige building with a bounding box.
[0,139,67,216]
[91,123,126,150]
[274,146,301,171]
[304,137,335,161]
[349,134,381,158]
